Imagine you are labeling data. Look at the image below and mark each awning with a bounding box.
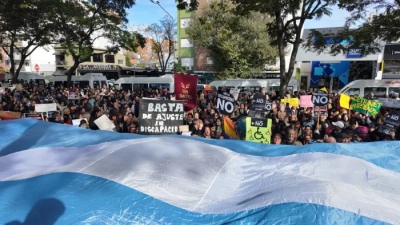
[53,50,66,56]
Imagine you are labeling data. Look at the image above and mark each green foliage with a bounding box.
[304,0,400,56]
[0,0,59,82]
[145,16,176,75]
[232,0,336,95]
[186,0,278,80]
[176,0,198,11]
[50,0,138,86]
[121,31,146,52]
[173,62,185,73]
[125,55,132,67]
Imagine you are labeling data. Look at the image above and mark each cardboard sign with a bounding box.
[245,117,272,144]
[68,92,79,100]
[216,91,235,115]
[340,94,351,109]
[250,93,266,118]
[312,92,329,106]
[281,98,299,107]
[378,98,400,109]
[379,111,400,135]
[230,88,240,101]
[350,96,382,116]
[0,111,21,120]
[24,113,43,120]
[72,118,88,127]
[300,95,313,108]
[35,103,57,113]
[139,99,185,134]
[94,115,116,131]
[179,125,189,132]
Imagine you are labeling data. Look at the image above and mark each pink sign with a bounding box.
[300,95,313,108]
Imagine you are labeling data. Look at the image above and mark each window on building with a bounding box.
[93,54,103,63]
[206,57,213,65]
[25,62,29,66]
[181,57,194,67]
[105,55,115,63]
[180,18,192,28]
[118,59,123,64]
[181,39,193,48]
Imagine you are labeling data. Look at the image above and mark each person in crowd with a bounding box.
[272,133,282,145]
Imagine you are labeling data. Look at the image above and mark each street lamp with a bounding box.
[150,0,174,20]
[150,0,176,72]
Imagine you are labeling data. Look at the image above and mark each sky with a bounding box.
[127,1,354,30]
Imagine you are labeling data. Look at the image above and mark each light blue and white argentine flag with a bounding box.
[0,119,399,225]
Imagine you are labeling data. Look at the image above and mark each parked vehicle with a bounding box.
[338,79,400,98]
[209,78,298,93]
[114,76,175,93]
[51,73,108,89]
[3,72,46,86]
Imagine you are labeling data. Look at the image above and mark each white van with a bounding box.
[3,72,46,86]
[114,76,175,93]
[209,78,298,93]
[51,73,108,89]
[338,79,400,98]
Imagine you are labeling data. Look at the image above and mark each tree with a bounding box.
[145,16,176,75]
[303,1,400,57]
[52,0,144,87]
[232,0,336,96]
[186,0,277,79]
[0,0,59,83]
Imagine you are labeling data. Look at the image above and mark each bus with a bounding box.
[114,76,175,93]
[209,78,298,93]
[3,72,46,86]
[51,73,108,89]
[339,79,400,98]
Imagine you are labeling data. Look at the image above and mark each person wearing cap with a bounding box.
[330,120,344,138]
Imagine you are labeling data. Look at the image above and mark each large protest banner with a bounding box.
[174,72,197,111]
[379,111,400,135]
[378,98,400,109]
[0,111,21,120]
[139,99,185,134]
[350,96,382,116]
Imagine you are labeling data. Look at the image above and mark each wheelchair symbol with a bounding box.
[253,127,264,140]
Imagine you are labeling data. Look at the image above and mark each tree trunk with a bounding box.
[9,45,17,84]
[277,37,287,97]
[67,61,80,87]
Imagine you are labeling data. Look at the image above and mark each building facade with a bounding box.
[296,27,384,91]
[177,0,213,74]
[4,43,56,76]
[54,47,126,80]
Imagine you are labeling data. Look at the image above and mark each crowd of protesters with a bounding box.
[0,81,399,145]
